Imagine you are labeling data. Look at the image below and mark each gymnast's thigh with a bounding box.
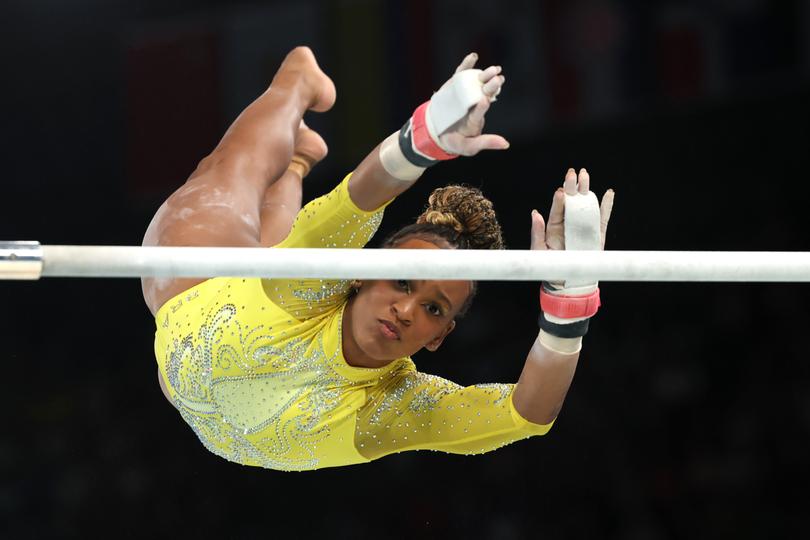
[140,167,270,314]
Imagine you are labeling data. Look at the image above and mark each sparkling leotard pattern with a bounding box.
[153,174,552,471]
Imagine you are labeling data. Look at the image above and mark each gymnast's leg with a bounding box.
[141,46,336,316]
[259,121,328,247]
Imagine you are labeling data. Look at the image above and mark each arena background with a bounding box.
[2,1,809,538]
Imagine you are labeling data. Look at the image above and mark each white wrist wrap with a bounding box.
[537,331,582,355]
[427,69,485,141]
[379,131,426,182]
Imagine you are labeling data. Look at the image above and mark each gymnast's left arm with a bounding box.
[348,53,510,211]
[512,169,615,425]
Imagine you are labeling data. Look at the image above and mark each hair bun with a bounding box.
[420,210,465,233]
[416,185,504,250]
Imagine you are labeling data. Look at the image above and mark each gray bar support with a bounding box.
[0,241,43,280]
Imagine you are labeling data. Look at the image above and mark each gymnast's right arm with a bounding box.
[347,53,510,212]
[512,169,615,424]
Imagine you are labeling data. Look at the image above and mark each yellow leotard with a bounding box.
[154,174,552,471]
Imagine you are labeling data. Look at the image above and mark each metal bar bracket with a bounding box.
[0,241,43,280]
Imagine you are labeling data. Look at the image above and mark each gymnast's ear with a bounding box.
[425,320,456,352]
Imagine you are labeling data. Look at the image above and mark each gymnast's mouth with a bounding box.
[378,319,400,340]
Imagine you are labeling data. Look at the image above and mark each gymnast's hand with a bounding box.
[530,168,615,253]
[435,53,510,157]
[355,53,510,210]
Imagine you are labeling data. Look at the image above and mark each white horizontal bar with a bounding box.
[6,244,806,282]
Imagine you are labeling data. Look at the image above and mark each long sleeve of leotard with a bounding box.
[354,362,553,460]
[263,173,393,319]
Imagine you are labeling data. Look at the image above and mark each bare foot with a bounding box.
[274,46,336,113]
[289,120,328,178]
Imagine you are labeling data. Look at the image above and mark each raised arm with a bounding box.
[348,53,509,211]
[512,169,615,424]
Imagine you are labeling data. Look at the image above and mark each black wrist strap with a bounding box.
[398,119,438,168]
[538,313,591,338]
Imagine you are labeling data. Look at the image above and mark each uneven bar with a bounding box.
[0,243,807,282]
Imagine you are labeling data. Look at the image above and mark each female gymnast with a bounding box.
[141,47,614,471]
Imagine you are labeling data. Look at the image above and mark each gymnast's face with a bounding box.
[342,238,472,367]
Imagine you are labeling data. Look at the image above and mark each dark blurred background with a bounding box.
[2,0,810,538]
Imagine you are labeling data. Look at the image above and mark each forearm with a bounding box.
[512,331,582,425]
[348,134,425,211]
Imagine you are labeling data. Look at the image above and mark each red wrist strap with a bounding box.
[540,287,601,319]
[411,102,458,161]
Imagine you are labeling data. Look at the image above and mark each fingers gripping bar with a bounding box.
[563,192,602,289]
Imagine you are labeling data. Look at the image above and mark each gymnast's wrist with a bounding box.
[396,102,458,169]
[379,131,426,182]
[537,283,601,339]
[538,330,582,355]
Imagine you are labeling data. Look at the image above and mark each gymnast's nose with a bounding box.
[391,298,414,326]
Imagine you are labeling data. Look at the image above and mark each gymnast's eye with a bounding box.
[396,279,410,292]
[426,304,442,316]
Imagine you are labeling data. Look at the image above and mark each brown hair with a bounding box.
[383,184,504,317]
